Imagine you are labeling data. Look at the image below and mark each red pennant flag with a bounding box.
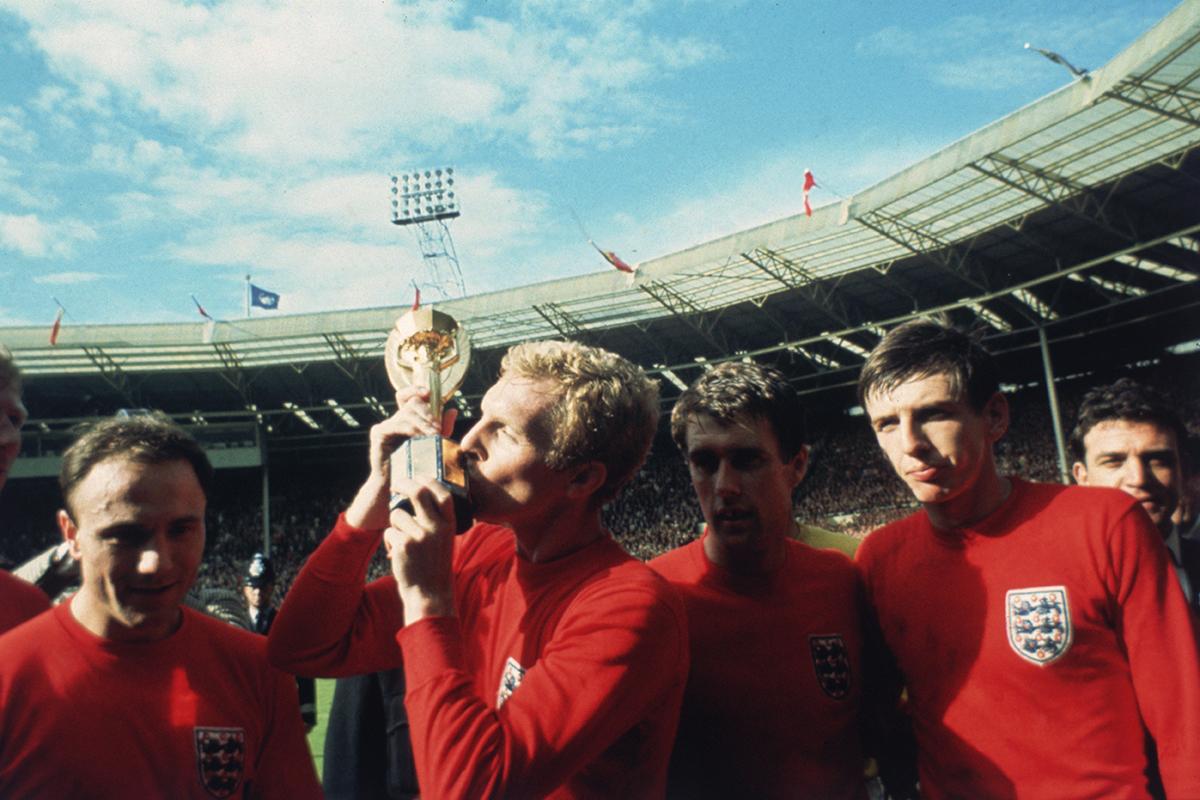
[802,169,816,218]
[49,307,63,346]
[590,240,635,274]
[412,286,421,311]
[191,294,213,320]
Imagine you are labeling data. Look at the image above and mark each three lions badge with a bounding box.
[497,657,526,708]
[194,727,245,798]
[1006,586,1072,665]
[809,634,851,699]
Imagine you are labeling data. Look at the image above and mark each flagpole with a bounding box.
[245,274,251,319]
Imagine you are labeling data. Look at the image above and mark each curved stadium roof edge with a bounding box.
[4,0,1200,377]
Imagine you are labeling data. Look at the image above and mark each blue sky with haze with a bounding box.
[0,0,1177,329]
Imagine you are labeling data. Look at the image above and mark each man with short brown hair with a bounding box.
[0,413,321,798]
[856,318,1200,798]
[650,361,875,799]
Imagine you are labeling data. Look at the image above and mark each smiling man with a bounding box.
[0,414,320,798]
[268,341,688,799]
[648,362,875,799]
[1070,377,1198,607]
[855,318,1200,799]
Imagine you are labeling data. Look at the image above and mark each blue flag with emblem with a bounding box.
[250,284,280,310]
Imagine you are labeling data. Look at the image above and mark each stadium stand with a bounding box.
[2,356,1195,599]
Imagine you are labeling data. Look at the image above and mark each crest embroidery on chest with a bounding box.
[497,656,527,708]
[809,634,852,699]
[194,726,245,798]
[1005,586,1072,665]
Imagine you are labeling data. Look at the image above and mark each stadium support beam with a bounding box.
[212,343,255,408]
[742,248,857,329]
[638,280,727,355]
[82,346,139,409]
[322,333,383,415]
[1038,326,1071,485]
[855,210,994,295]
[1105,77,1200,129]
[969,155,1140,243]
[532,302,588,340]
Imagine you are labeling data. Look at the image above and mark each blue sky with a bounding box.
[0,0,1179,329]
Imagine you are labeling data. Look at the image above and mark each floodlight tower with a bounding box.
[390,167,466,300]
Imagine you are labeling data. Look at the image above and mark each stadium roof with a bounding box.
[5,1,1200,443]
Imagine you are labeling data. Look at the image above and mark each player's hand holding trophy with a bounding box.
[385,306,473,533]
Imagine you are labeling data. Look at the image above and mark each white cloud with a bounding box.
[931,54,1034,91]
[167,223,422,311]
[6,0,719,165]
[162,167,558,307]
[0,107,37,151]
[89,137,188,179]
[855,26,922,59]
[32,270,106,284]
[0,213,97,258]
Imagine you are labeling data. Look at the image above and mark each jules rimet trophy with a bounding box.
[385,306,473,533]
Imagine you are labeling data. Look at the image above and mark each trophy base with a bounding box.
[389,435,473,534]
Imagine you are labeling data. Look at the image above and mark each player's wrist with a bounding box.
[345,475,391,530]
[399,589,455,625]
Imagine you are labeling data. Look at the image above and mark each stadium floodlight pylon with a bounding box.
[390,168,466,300]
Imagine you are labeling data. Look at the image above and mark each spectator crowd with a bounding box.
[2,358,1197,600]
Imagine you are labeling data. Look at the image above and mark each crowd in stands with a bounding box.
[2,356,1197,601]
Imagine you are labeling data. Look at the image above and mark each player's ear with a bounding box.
[787,444,810,487]
[566,461,607,501]
[59,509,82,560]
[983,391,1010,442]
[1071,461,1089,485]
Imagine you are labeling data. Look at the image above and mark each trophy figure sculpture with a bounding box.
[385,306,473,533]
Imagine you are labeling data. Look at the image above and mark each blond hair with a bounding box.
[500,341,659,503]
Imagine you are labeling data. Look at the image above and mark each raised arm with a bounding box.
[267,387,449,677]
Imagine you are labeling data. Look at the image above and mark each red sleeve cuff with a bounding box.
[396,616,465,689]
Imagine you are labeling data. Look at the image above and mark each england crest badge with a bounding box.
[194,726,245,798]
[496,657,526,709]
[809,634,851,700]
[1006,586,1072,665]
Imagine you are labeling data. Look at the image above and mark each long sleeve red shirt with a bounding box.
[650,534,868,799]
[269,515,690,799]
[857,479,1200,799]
[0,601,321,799]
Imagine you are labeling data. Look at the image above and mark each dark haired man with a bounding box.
[649,361,874,799]
[269,341,688,798]
[0,414,321,798]
[856,318,1200,798]
[0,349,50,633]
[1070,377,1198,606]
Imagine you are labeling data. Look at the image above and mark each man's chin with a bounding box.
[709,519,761,541]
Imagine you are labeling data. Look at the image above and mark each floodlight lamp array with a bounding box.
[390,167,460,225]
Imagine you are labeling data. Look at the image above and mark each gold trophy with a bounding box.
[385,306,473,533]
